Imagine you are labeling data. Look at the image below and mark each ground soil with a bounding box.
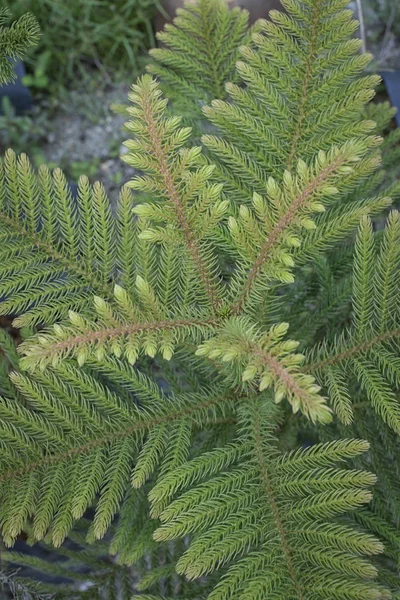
[41,81,136,207]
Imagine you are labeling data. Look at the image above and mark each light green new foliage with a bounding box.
[1,0,400,598]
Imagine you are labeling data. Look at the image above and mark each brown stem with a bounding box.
[21,317,218,361]
[304,328,400,373]
[141,96,221,312]
[231,156,345,314]
[249,400,304,599]
[252,344,311,405]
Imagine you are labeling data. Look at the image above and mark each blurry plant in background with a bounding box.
[21,50,51,91]
[0,0,164,194]
[0,97,51,163]
[1,0,163,93]
[0,8,40,85]
[356,0,400,69]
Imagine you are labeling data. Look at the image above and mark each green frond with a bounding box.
[147,0,258,127]
[222,140,379,314]
[0,9,40,85]
[0,153,122,326]
[201,1,381,198]
[0,327,20,398]
[374,210,400,333]
[153,396,385,599]
[123,75,224,313]
[306,213,400,431]
[294,193,392,265]
[18,288,216,370]
[115,185,143,295]
[109,487,157,564]
[196,317,332,424]
[324,365,353,425]
[352,216,376,337]
[354,508,400,563]
[0,355,233,545]
[77,176,116,284]
[136,564,178,592]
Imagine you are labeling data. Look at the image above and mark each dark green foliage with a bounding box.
[0,569,52,599]
[2,0,160,90]
[0,97,52,165]
[0,8,39,85]
[147,0,261,127]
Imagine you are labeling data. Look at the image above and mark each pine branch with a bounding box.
[247,399,305,599]
[0,154,120,326]
[153,397,385,598]
[305,328,400,373]
[229,141,372,314]
[0,369,233,546]
[124,76,223,313]
[147,0,257,125]
[1,0,400,594]
[305,213,400,430]
[0,9,40,85]
[285,0,324,171]
[196,318,332,424]
[19,299,218,370]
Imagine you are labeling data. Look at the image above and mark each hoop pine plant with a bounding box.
[1,0,400,598]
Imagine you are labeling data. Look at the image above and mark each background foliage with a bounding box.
[1,0,162,90]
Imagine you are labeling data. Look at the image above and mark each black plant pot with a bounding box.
[381,70,400,127]
[0,60,33,115]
